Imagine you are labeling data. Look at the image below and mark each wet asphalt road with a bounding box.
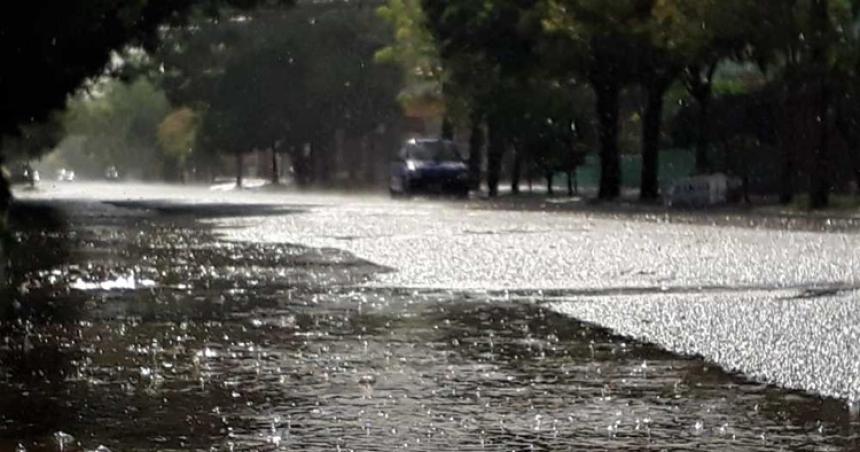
[2,182,860,451]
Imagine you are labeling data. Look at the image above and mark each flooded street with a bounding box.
[3,183,860,451]
[13,0,860,449]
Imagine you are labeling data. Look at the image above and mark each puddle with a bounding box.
[0,200,858,451]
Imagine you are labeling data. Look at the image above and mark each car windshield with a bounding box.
[406,141,462,162]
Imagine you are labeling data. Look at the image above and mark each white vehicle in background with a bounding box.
[664,173,741,207]
[56,168,76,182]
[11,163,39,186]
[105,165,120,181]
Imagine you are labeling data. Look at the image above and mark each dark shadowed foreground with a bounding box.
[1,200,858,451]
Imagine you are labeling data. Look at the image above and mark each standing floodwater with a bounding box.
[1,197,859,451]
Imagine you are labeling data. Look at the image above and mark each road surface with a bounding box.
[3,181,859,450]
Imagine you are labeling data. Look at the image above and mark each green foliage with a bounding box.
[63,78,171,178]
[159,108,199,164]
[648,1,755,61]
[541,0,653,79]
[1,0,294,139]
[376,0,442,86]
[408,0,860,202]
[416,0,546,127]
[517,83,588,173]
[0,0,297,282]
[1,116,65,164]
[188,3,401,184]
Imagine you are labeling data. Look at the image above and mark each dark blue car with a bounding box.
[389,138,469,197]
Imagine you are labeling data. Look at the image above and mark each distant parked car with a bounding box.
[389,138,469,197]
[11,164,39,186]
[105,166,120,181]
[56,168,76,182]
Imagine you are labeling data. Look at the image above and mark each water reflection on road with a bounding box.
[0,200,858,451]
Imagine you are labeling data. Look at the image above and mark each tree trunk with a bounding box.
[292,146,312,188]
[546,171,554,196]
[0,151,7,290]
[511,144,523,195]
[854,169,860,197]
[310,142,321,185]
[312,139,335,187]
[780,154,795,205]
[809,0,831,209]
[686,62,718,174]
[271,148,280,185]
[810,83,831,209]
[779,96,796,205]
[567,171,574,197]
[640,81,667,201]
[441,116,454,140]
[833,96,860,198]
[321,140,335,186]
[778,80,799,204]
[694,92,712,174]
[595,79,621,200]
[235,152,244,189]
[0,153,10,220]
[349,139,362,183]
[467,111,484,190]
[486,117,504,198]
[363,135,377,185]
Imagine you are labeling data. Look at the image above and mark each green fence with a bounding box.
[569,149,695,190]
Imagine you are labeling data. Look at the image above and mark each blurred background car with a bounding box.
[105,166,120,181]
[56,168,76,182]
[10,163,40,186]
[389,138,469,198]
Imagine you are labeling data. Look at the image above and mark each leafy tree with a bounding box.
[0,0,295,226]
[378,0,482,188]
[375,0,444,106]
[194,3,401,187]
[158,107,200,180]
[650,1,758,174]
[63,78,171,179]
[541,0,652,199]
[420,0,542,197]
[515,82,588,195]
[1,116,65,165]
[747,0,859,207]
[632,13,682,201]
[201,35,307,186]
[2,0,291,141]
[631,0,755,200]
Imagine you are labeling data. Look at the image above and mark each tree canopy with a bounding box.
[62,78,171,179]
[1,1,292,138]
[378,0,860,207]
[190,3,402,185]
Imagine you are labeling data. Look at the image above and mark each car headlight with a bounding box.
[406,161,417,172]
